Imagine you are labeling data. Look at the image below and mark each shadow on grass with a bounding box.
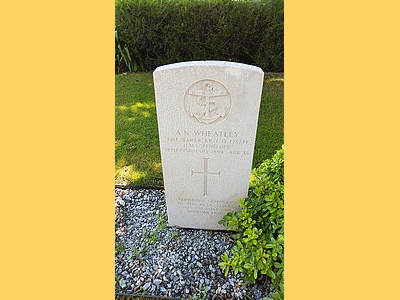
[115,73,163,186]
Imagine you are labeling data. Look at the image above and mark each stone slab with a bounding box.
[153,61,264,230]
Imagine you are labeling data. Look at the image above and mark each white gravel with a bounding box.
[115,187,271,299]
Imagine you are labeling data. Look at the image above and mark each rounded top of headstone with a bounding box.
[154,60,264,74]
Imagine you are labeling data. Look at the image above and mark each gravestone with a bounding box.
[153,61,264,230]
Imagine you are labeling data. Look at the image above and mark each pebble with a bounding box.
[115,188,271,299]
[143,282,151,290]
[119,279,126,289]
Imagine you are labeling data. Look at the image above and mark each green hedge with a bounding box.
[115,0,284,73]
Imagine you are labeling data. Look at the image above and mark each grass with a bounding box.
[115,73,162,186]
[253,73,284,167]
[115,72,283,187]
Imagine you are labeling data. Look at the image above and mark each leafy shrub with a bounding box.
[115,0,284,73]
[219,145,284,299]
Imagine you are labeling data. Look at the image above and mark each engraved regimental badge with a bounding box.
[184,80,231,125]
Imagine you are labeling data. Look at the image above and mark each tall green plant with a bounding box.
[116,30,143,73]
[219,145,284,299]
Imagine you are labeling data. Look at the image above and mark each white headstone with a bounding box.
[153,61,264,230]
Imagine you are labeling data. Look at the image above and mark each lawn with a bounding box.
[115,72,283,187]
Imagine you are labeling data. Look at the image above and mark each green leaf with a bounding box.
[221,253,229,262]
[267,268,276,280]
[232,234,239,239]
[237,240,243,249]
[124,47,131,60]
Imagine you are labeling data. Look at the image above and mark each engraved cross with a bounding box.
[191,158,220,196]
